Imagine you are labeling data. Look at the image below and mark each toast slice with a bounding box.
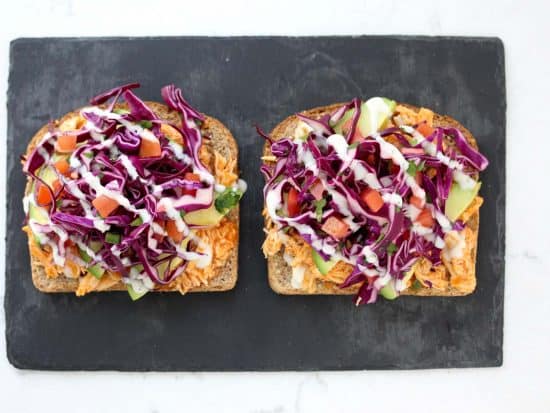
[25,101,239,294]
[263,103,481,297]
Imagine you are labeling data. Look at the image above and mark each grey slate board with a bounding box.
[5,36,506,371]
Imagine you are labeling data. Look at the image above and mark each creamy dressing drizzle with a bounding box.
[370,132,426,200]
[119,154,138,180]
[124,266,155,293]
[350,160,381,189]
[26,103,241,281]
[267,118,476,284]
[400,125,477,190]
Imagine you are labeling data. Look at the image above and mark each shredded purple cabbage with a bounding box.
[260,99,489,305]
[23,83,218,286]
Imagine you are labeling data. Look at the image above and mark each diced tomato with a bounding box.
[287,187,300,217]
[56,135,77,153]
[310,180,325,200]
[389,162,400,175]
[184,172,201,181]
[36,180,57,206]
[416,122,435,138]
[166,219,184,243]
[54,159,71,176]
[92,195,119,218]
[321,216,350,240]
[139,136,161,158]
[36,182,54,206]
[415,171,423,185]
[160,124,184,145]
[153,219,166,242]
[360,188,384,213]
[52,180,62,194]
[182,172,200,196]
[409,195,424,209]
[416,208,434,227]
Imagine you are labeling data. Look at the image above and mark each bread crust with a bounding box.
[263,102,481,297]
[25,102,239,294]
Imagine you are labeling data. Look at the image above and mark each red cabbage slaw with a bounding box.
[22,83,230,292]
[260,98,489,305]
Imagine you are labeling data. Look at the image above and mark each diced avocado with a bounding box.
[156,259,170,281]
[380,283,398,300]
[38,166,58,186]
[33,233,42,246]
[357,97,396,137]
[79,248,92,263]
[105,232,121,244]
[184,204,224,226]
[28,202,49,225]
[113,108,131,115]
[89,241,102,253]
[381,97,397,112]
[311,249,338,276]
[88,264,104,279]
[130,217,143,227]
[333,109,356,135]
[127,284,147,301]
[445,182,481,221]
[170,256,184,272]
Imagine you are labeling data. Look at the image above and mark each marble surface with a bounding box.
[0,0,548,411]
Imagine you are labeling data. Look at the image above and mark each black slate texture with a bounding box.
[5,36,506,371]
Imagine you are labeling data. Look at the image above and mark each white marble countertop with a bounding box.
[0,0,548,411]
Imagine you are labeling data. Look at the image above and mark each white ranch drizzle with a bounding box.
[400,125,477,190]
[26,102,234,280]
[370,132,426,200]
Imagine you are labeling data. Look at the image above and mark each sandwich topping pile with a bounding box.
[22,83,245,299]
[261,98,488,304]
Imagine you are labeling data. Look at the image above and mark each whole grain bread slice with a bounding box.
[26,101,239,293]
[264,102,481,297]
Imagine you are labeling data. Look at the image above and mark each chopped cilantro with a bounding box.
[386,242,398,255]
[412,279,422,290]
[406,160,426,177]
[214,188,243,215]
[83,152,93,159]
[139,120,153,129]
[313,198,327,222]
